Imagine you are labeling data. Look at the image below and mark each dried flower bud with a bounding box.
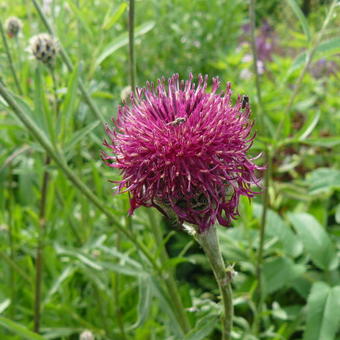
[5,17,23,38]
[29,33,58,65]
[79,330,94,340]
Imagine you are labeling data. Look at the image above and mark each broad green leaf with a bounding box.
[253,205,303,257]
[286,0,311,42]
[184,314,219,340]
[305,168,340,195]
[102,3,128,30]
[304,282,340,340]
[263,256,305,295]
[0,316,47,340]
[95,21,155,68]
[288,212,338,270]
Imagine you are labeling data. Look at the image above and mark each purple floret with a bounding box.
[103,74,262,232]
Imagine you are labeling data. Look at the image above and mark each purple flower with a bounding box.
[103,74,262,232]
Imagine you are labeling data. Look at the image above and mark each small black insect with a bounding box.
[241,95,249,109]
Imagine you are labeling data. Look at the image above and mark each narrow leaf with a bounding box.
[286,0,311,42]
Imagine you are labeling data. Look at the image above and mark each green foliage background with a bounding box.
[0,0,339,339]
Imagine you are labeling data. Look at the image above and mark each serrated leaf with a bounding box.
[304,282,340,340]
[288,212,338,270]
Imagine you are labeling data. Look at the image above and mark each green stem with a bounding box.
[33,156,50,333]
[0,19,23,95]
[249,0,265,129]
[0,80,159,274]
[128,0,136,92]
[148,212,191,333]
[31,0,105,124]
[274,0,337,141]
[253,148,272,333]
[196,226,233,340]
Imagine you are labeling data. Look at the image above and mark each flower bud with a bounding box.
[29,33,58,65]
[5,17,22,38]
[79,330,94,340]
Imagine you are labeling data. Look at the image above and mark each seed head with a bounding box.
[103,74,262,232]
[5,17,23,38]
[29,33,58,65]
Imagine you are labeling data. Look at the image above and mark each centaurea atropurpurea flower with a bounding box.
[103,74,261,232]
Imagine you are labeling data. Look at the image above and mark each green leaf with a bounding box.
[0,316,47,340]
[305,168,340,195]
[0,299,10,314]
[184,314,219,340]
[290,37,340,72]
[304,282,340,340]
[254,205,303,257]
[295,111,320,141]
[288,212,338,270]
[130,276,153,330]
[303,137,340,148]
[286,0,311,42]
[95,21,155,68]
[102,3,128,30]
[59,64,79,144]
[263,256,305,295]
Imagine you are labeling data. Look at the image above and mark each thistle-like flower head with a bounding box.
[29,33,58,65]
[5,16,23,38]
[103,74,262,232]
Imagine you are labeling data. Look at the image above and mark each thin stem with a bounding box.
[113,231,127,340]
[148,211,191,333]
[33,156,50,333]
[0,80,159,273]
[128,0,136,92]
[274,0,337,141]
[249,0,265,128]
[0,20,23,95]
[31,0,105,124]
[253,148,272,334]
[196,226,233,340]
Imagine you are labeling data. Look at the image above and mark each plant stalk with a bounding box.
[0,19,23,95]
[33,156,50,333]
[128,0,136,92]
[196,226,233,340]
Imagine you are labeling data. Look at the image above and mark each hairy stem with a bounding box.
[148,212,191,333]
[0,20,23,95]
[128,0,136,92]
[196,226,233,340]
